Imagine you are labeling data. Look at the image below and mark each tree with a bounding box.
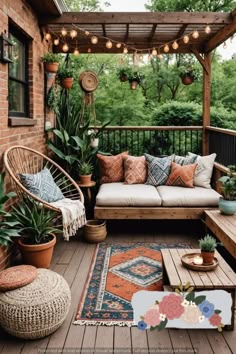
[145,0,236,12]
[65,0,110,11]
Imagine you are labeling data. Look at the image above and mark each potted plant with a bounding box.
[218,165,236,215]
[41,52,61,73]
[11,198,60,268]
[87,121,110,148]
[199,234,218,265]
[179,66,200,85]
[79,162,93,184]
[117,67,132,82]
[128,70,145,90]
[57,66,74,89]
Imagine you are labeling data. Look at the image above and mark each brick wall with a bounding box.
[0,0,49,169]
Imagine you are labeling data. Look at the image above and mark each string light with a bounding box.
[205,25,211,34]
[139,53,144,60]
[85,31,90,36]
[163,44,170,53]
[123,47,128,54]
[116,43,122,48]
[73,48,80,55]
[183,35,190,44]
[88,48,92,53]
[223,42,227,49]
[45,33,51,41]
[151,48,157,56]
[172,41,179,50]
[54,38,59,46]
[106,40,113,49]
[192,30,199,39]
[91,35,98,44]
[61,28,67,36]
[70,29,77,38]
[62,43,69,52]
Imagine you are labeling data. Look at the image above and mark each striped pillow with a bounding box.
[166,162,197,188]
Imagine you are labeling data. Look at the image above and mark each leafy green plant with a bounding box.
[41,52,62,63]
[199,234,218,252]
[57,67,74,80]
[218,165,236,201]
[178,65,201,81]
[117,67,133,81]
[0,172,21,247]
[79,162,93,175]
[128,70,145,84]
[11,198,60,245]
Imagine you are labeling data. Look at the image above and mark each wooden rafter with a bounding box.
[102,23,106,37]
[205,21,236,53]
[149,24,157,42]
[191,48,209,74]
[176,24,188,39]
[125,24,129,43]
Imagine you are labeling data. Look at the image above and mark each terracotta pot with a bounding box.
[44,62,59,73]
[84,220,107,243]
[130,80,139,90]
[60,78,74,89]
[18,234,56,268]
[181,75,194,85]
[79,174,92,184]
[201,251,215,265]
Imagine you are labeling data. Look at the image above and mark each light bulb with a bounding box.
[205,25,211,34]
[123,47,128,54]
[54,38,59,46]
[45,33,51,41]
[163,44,169,53]
[106,40,113,49]
[62,43,69,52]
[152,48,157,56]
[73,48,79,55]
[139,53,144,60]
[91,35,98,44]
[223,42,227,49]
[61,28,67,36]
[183,35,190,44]
[88,48,92,53]
[70,29,77,38]
[192,30,199,39]
[172,41,179,50]
[116,43,122,48]
[85,31,90,36]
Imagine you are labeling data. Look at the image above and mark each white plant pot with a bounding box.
[90,138,99,148]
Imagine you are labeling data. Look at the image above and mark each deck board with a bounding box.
[0,220,235,354]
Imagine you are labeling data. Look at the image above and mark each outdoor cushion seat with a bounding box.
[157,185,221,207]
[96,182,162,207]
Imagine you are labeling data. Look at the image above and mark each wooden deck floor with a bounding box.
[0,220,235,354]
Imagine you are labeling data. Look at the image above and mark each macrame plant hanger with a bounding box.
[79,71,99,128]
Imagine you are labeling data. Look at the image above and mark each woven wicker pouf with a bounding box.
[0,268,71,339]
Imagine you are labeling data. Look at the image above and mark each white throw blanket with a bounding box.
[50,198,86,241]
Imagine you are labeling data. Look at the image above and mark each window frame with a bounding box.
[8,26,29,118]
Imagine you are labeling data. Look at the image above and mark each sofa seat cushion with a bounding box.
[96,183,162,207]
[157,186,221,207]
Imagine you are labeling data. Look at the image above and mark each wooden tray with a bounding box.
[181,253,219,271]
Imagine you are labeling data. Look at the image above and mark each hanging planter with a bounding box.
[57,67,74,89]
[128,70,145,90]
[181,74,194,85]
[179,66,200,86]
[117,67,132,82]
[130,80,139,90]
[60,78,74,89]
[41,53,61,74]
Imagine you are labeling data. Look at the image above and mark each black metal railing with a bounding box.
[98,126,203,156]
[207,126,236,166]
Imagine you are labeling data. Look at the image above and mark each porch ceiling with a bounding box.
[40,11,236,54]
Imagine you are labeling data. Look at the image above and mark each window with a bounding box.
[8,27,28,117]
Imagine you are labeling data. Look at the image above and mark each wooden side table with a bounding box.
[77,180,96,204]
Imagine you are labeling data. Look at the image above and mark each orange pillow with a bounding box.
[97,152,128,183]
[124,155,147,184]
[166,162,197,188]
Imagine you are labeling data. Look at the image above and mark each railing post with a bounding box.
[202,52,211,155]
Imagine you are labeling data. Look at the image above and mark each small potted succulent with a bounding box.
[179,66,200,85]
[218,165,236,215]
[128,70,145,90]
[79,161,94,184]
[117,67,132,82]
[41,52,62,73]
[199,234,218,265]
[57,66,74,89]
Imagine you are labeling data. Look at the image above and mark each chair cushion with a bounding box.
[166,162,197,188]
[188,153,216,189]
[124,155,147,184]
[157,185,221,207]
[173,154,197,166]
[145,154,172,186]
[97,152,128,183]
[20,167,64,203]
[96,183,162,206]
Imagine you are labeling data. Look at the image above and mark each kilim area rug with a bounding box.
[74,242,189,326]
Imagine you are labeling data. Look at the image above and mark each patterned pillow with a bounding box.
[188,152,216,188]
[123,155,147,184]
[166,162,197,188]
[144,154,172,186]
[173,154,198,166]
[97,152,128,183]
[20,167,64,203]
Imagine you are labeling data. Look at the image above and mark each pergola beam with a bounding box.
[191,48,209,74]
[125,24,129,43]
[102,24,106,37]
[176,24,188,39]
[148,24,157,42]
[205,21,236,53]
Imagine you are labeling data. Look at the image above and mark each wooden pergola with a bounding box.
[40,10,236,154]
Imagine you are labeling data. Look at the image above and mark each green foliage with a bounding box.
[128,70,145,84]
[65,0,110,11]
[199,235,218,252]
[117,66,132,81]
[178,65,201,81]
[41,53,62,63]
[145,0,236,12]
[11,198,60,245]
[57,67,74,80]
[218,165,236,200]
[79,161,94,175]
[0,173,21,247]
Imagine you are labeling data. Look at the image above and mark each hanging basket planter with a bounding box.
[60,77,74,89]
[130,80,139,90]
[44,62,59,74]
[181,74,194,85]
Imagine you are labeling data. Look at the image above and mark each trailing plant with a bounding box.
[117,67,133,81]
[178,65,201,81]
[46,85,60,114]
[128,70,145,84]
[57,66,74,80]
[11,197,60,245]
[41,52,62,63]
[199,234,218,252]
[218,165,236,201]
[79,161,94,175]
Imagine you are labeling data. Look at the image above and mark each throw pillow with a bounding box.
[123,155,147,184]
[20,167,64,203]
[188,152,216,188]
[97,152,128,183]
[166,162,197,188]
[173,154,198,166]
[144,154,172,186]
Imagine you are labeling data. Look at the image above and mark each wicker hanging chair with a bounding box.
[4,145,84,213]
